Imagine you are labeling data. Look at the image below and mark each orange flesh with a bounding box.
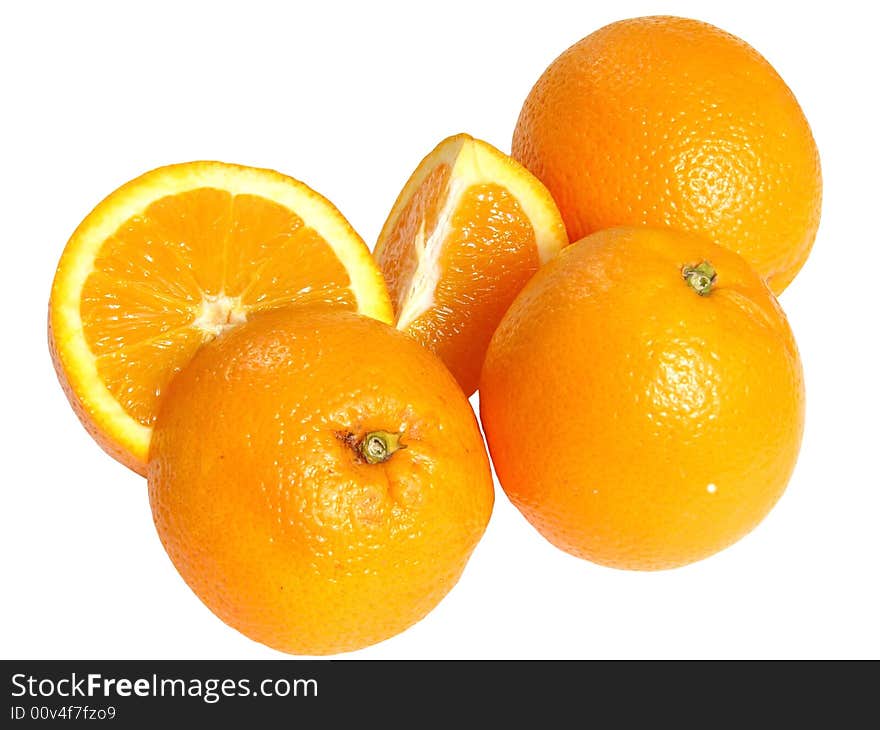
[80,188,355,426]
[379,174,539,395]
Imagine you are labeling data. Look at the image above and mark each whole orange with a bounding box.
[148,308,494,655]
[512,16,822,294]
[479,227,805,570]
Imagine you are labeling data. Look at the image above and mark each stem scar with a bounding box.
[682,261,717,296]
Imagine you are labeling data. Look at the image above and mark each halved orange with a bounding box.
[49,161,393,474]
[374,134,567,395]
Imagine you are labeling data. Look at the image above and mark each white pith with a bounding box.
[192,293,248,337]
[396,176,467,331]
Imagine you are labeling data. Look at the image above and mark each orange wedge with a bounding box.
[374,134,567,395]
[49,161,393,474]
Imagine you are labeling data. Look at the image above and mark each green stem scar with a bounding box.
[358,431,405,464]
[682,261,717,296]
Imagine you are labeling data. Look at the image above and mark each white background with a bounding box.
[2,0,878,660]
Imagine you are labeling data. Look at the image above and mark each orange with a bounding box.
[480,227,805,570]
[48,161,392,474]
[512,16,822,294]
[374,133,567,395]
[148,307,494,655]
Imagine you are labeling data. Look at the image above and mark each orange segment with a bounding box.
[49,161,393,474]
[374,134,567,395]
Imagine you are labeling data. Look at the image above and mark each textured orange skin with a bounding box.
[512,16,822,294]
[149,308,494,655]
[480,228,805,570]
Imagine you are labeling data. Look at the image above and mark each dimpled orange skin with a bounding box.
[512,16,822,294]
[479,228,805,570]
[148,308,494,655]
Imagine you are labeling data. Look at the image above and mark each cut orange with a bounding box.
[49,161,393,474]
[373,134,567,395]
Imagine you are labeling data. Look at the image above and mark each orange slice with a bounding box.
[49,161,393,474]
[374,134,567,395]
